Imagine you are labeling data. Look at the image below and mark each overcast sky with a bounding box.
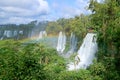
[0,0,92,24]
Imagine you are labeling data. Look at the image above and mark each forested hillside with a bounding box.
[0,0,120,80]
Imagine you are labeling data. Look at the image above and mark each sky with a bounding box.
[0,0,92,24]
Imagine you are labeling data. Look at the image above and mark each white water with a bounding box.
[0,37,3,40]
[0,30,19,39]
[38,31,43,39]
[69,33,77,52]
[65,33,77,58]
[4,30,12,37]
[14,31,18,36]
[19,31,23,34]
[68,33,98,70]
[57,31,66,53]
[38,31,47,39]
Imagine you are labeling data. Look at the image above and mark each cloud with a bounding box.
[5,17,33,24]
[76,0,91,14]
[50,0,91,19]
[0,0,49,24]
[0,0,92,24]
[52,2,59,9]
[48,1,82,19]
[60,6,81,18]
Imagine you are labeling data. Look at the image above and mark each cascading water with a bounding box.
[0,30,21,40]
[0,37,3,40]
[65,33,77,58]
[4,30,12,38]
[0,31,3,40]
[19,31,23,35]
[38,31,47,39]
[14,31,18,36]
[68,33,98,70]
[30,31,36,39]
[43,31,47,37]
[69,33,77,51]
[38,31,43,39]
[57,31,66,53]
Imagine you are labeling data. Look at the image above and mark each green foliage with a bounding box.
[1,0,120,79]
[89,0,120,54]
[94,48,120,79]
[0,41,47,80]
[46,21,62,35]
[89,60,106,79]
[0,40,66,80]
[88,0,120,79]
[69,52,77,62]
[58,69,103,80]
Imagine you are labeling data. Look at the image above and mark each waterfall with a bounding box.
[38,31,43,39]
[14,31,17,36]
[65,33,77,58]
[38,31,47,39]
[68,33,98,70]
[57,31,66,53]
[0,30,19,40]
[0,37,3,40]
[4,30,13,38]
[43,31,47,37]
[19,31,23,34]
[70,33,77,51]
